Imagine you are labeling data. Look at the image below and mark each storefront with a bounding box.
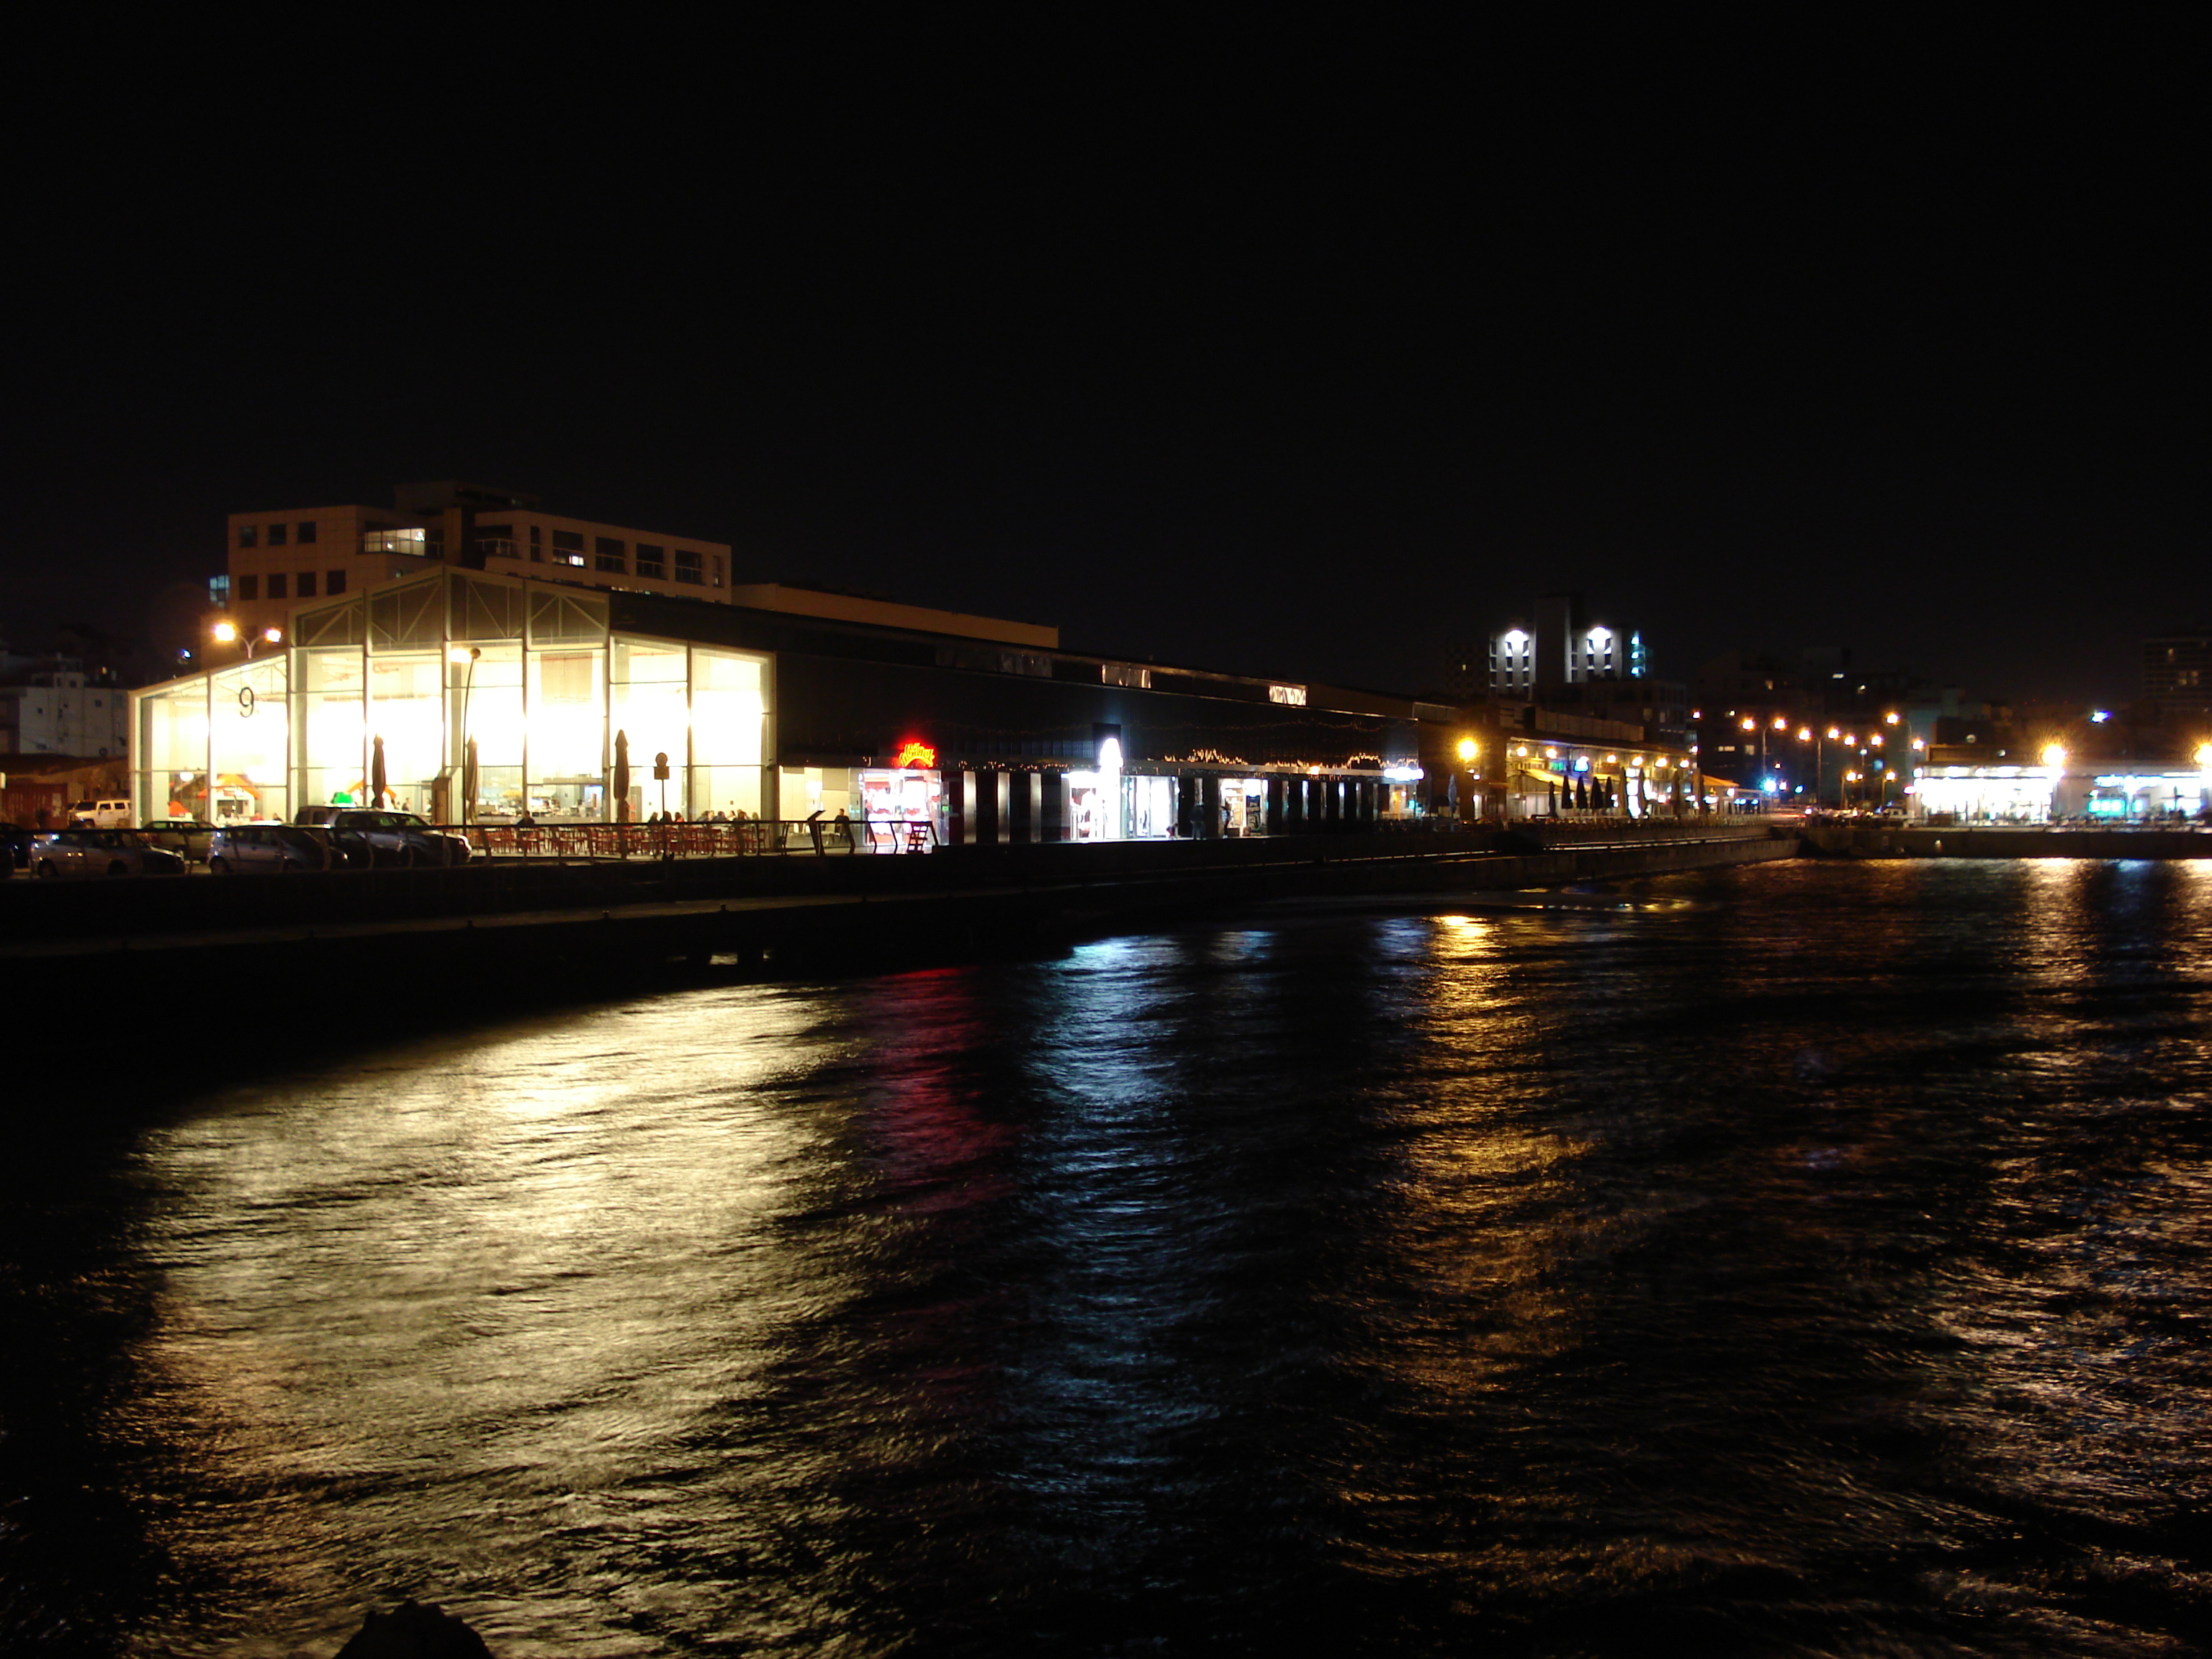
[1909,765,2059,824]
[1497,742,1691,818]
[2068,770,2212,822]
[779,758,947,848]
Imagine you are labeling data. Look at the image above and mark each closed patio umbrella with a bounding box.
[461,737,480,824]
[613,728,631,823]
[370,734,388,809]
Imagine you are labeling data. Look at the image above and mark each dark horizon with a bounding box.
[6,18,2202,709]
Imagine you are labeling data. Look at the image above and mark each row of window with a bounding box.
[234,570,349,603]
[235,522,724,590]
[493,529,721,586]
[238,521,318,548]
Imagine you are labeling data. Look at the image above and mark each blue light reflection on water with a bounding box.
[6,859,2211,1655]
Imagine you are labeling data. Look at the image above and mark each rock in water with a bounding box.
[333,1599,493,1658]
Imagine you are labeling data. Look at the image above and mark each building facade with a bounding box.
[136,569,1441,842]
[1488,593,1650,698]
[2143,629,2212,721]
[0,650,130,759]
[1912,742,2212,824]
[219,482,739,647]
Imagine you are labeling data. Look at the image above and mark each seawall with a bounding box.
[4,824,1794,1071]
[1802,824,2212,860]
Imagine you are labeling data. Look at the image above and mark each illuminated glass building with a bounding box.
[134,568,1434,843]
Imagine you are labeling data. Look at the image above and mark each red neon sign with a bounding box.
[894,740,938,768]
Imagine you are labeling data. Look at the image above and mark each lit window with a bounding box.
[551,530,585,568]
[364,526,431,557]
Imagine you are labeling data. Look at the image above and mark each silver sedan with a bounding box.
[28,830,188,878]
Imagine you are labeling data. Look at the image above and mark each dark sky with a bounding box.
[6,16,2202,705]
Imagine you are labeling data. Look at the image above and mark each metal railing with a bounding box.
[457,817,941,862]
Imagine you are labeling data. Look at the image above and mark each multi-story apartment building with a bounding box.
[1485,593,1650,699]
[1453,593,1686,750]
[0,649,130,758]
[219,482,735,647]
[2143,629,2212,720]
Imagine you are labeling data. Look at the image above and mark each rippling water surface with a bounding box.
[6,860,2210,1655]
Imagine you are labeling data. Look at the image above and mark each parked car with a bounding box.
[65,798,135,828]
[28,829,187,878]
[140,816,217,863]
[1,822,32,872]
[299,808,472,868]
[207,824,333,875]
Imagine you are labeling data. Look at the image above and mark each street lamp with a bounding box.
[2041,743,2068,824]
[1452,737,1481,823]
[212,620,283,660]
[210,619,281,659]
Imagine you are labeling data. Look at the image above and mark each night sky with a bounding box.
[7,17,2201,706]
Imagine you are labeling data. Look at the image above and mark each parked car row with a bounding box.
[2,809,472,878]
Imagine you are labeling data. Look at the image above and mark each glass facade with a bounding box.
[134,572,770,826]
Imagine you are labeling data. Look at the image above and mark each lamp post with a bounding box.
[448,645,481,823]
[1739,716,1762,798]
[1795,727,1824,809]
